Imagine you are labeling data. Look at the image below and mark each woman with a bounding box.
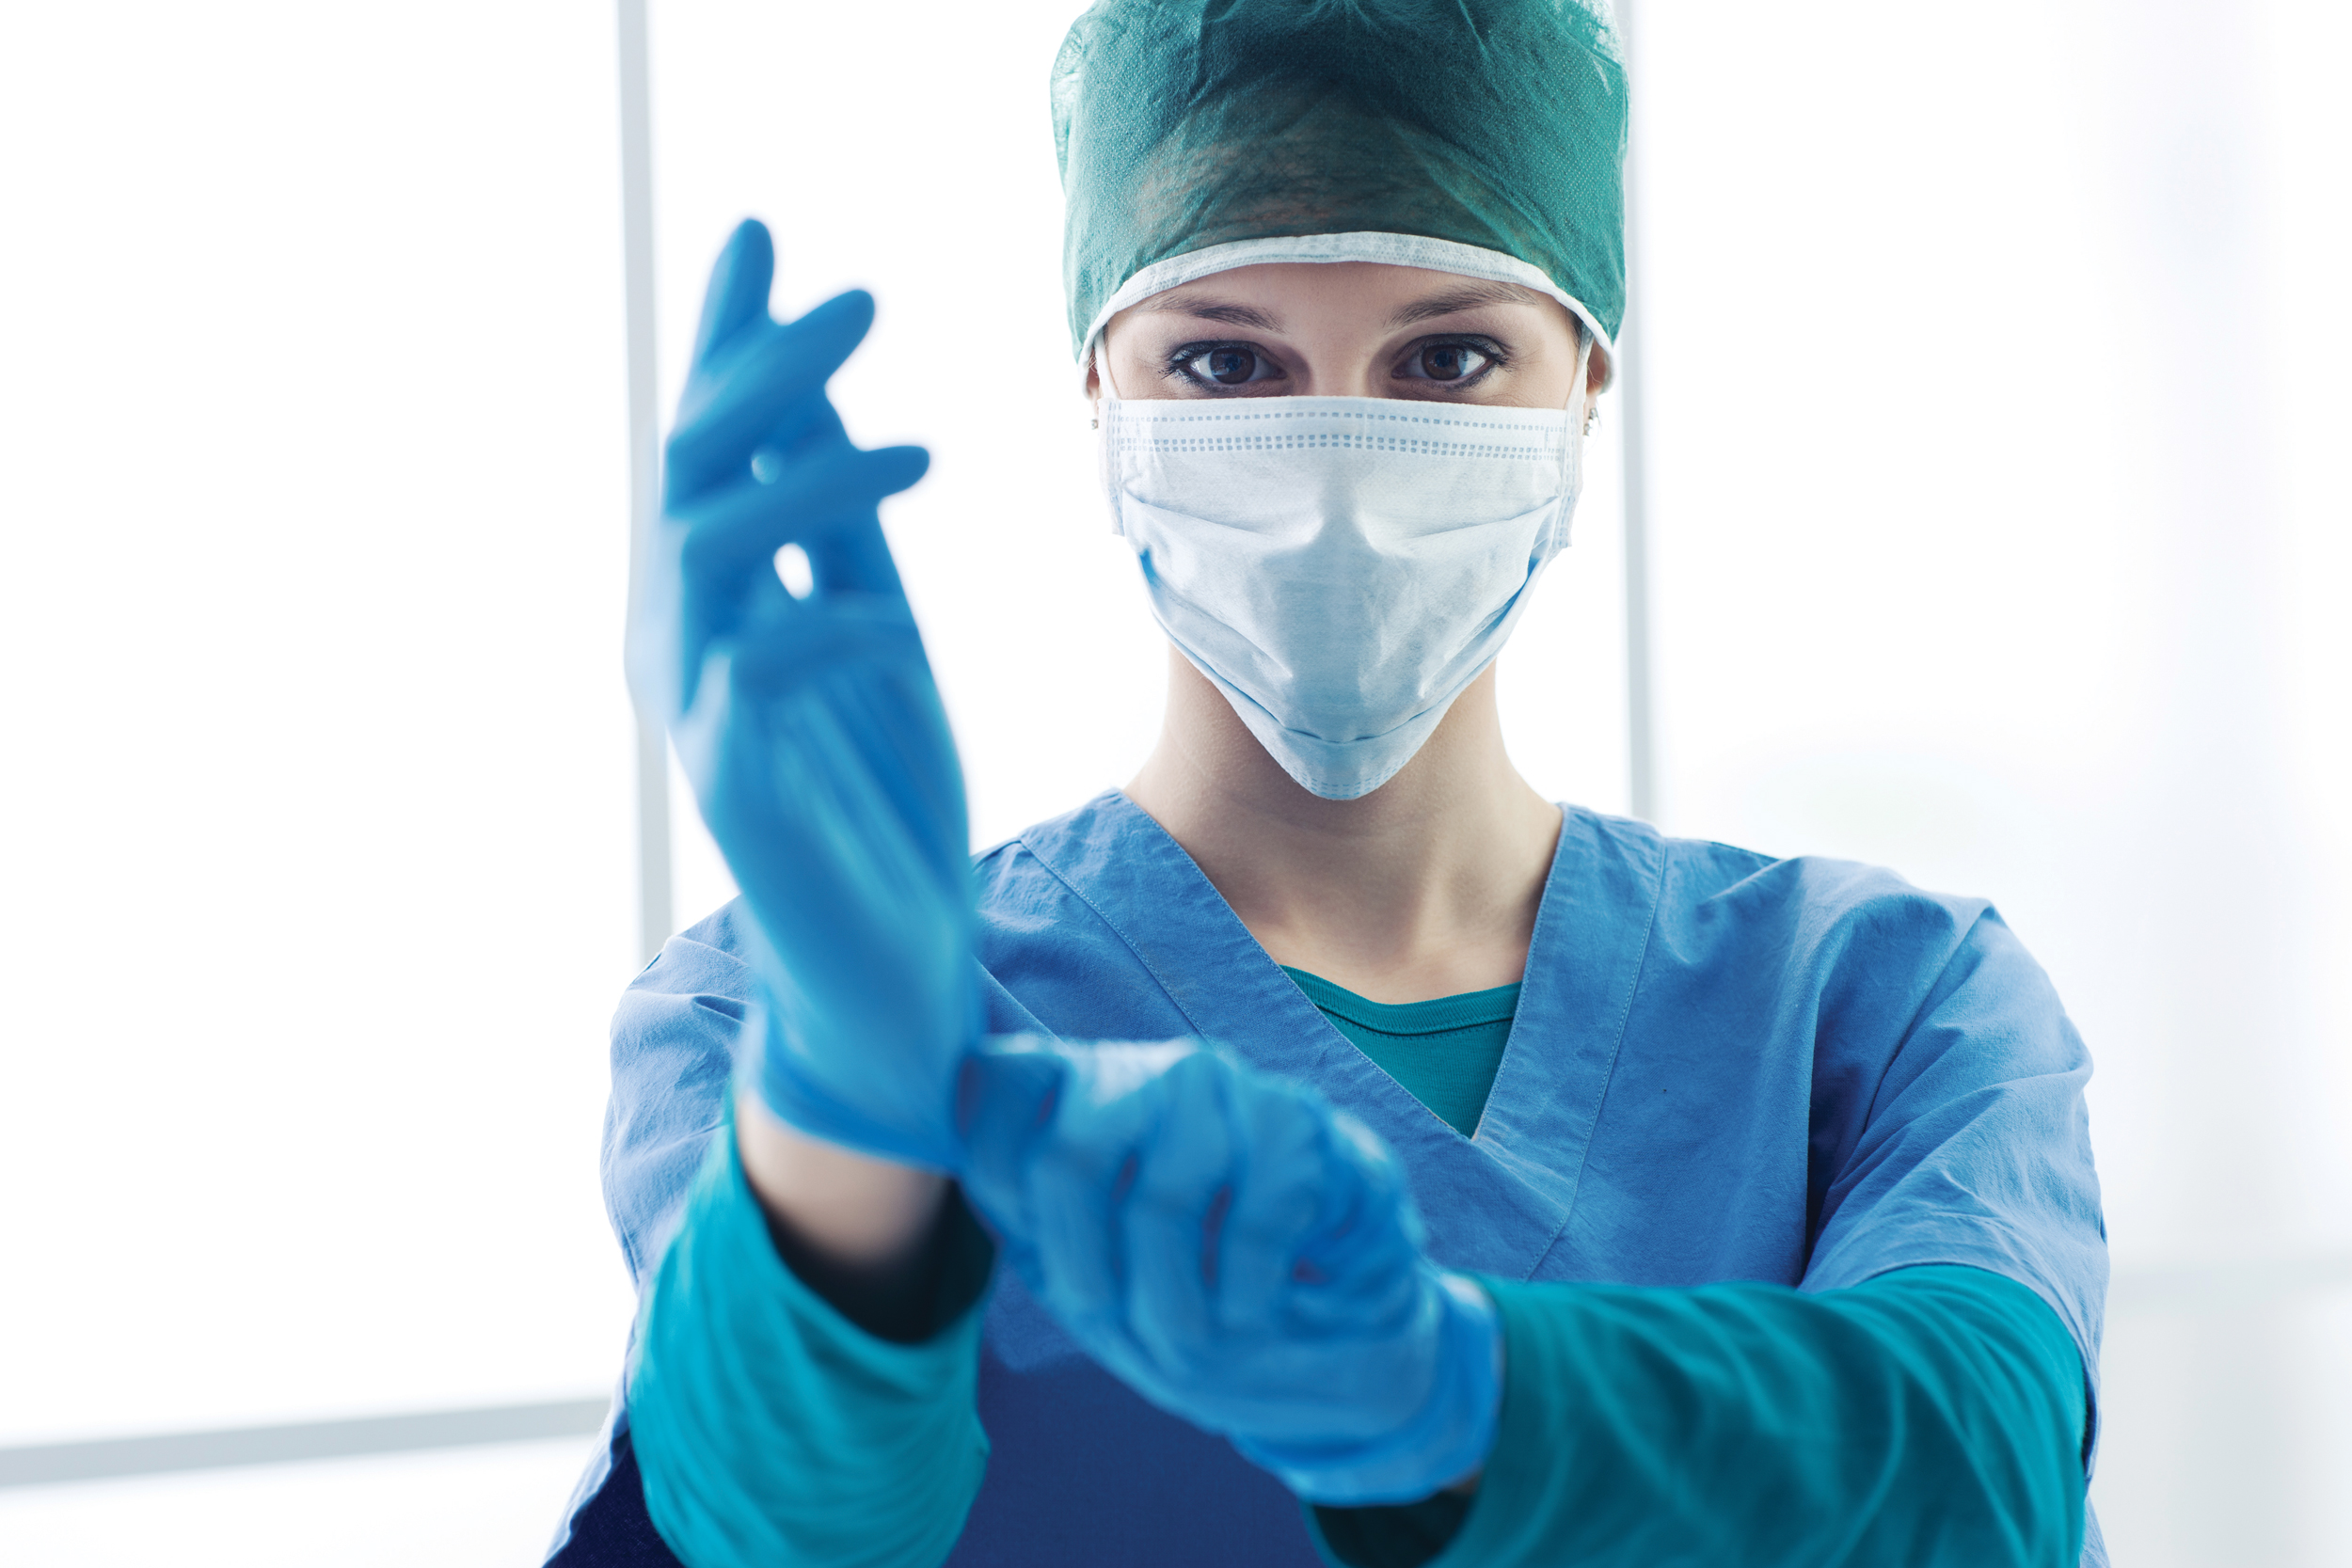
[551,3,2106,1564]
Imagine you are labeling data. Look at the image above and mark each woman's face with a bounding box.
[1094,261,1598,408]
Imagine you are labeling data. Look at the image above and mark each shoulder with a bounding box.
[973,790,1127,890]
[1565,805,2000,984]
[971,789,1152,940]
[1565,807,2074,1093]
[1574,816,2106,1336]
[612,902,758,1047]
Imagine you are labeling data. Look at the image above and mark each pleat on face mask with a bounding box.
[1100,343,1590,800]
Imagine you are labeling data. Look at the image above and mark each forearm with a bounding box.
[736,1087,956,1341]
[628,1100,994,1568]
[1311,1265,2087,1568]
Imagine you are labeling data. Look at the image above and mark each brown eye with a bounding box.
[1407,342,1492,383]
[1188,346,1265,385]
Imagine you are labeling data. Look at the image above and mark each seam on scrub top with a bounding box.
[658,929,752,983]
[1836,904,1997,1190]
[1812,926,2110,1395]
[1811,1219,2103,1432]
[1015,801,1423,1126]
[611,1101,729,1291]
[1013,808,1218,1041]
[1501,807,1671,1281]
[1466,801,1571,1140]
[614,931,753,1289]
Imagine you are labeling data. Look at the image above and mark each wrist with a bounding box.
[737,1086,955,1341]
[747,994,974,1171]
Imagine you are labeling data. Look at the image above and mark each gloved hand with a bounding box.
[958,1037,1502,1505]
[628,218,977,1170]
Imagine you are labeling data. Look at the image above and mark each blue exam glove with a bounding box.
[959,1037,1502,1505]
[628,219,977,1170]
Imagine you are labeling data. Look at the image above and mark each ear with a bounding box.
[1090,315,1130,401]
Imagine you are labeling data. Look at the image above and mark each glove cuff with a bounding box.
[742,1000,970,1175]
[1233,1270,1503,1506]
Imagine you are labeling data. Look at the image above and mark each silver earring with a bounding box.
[1584,405,1600,436]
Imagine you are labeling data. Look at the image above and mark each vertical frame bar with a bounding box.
[617,0,672,962]
[1615,0,1659,824]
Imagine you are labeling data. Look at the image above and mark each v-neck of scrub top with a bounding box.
[1006,792,1672,1283]
[1281,967,1521,1139]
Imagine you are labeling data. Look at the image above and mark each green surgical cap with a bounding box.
[1052,0,1628,384]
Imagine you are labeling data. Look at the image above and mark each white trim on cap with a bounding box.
[1078,230,1616,391]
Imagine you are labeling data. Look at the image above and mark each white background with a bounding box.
[1,2,2344,1561]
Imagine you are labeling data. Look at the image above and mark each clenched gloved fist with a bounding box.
[959,1037,1502,1504]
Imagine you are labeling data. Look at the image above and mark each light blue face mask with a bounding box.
[1099,344,1592,800]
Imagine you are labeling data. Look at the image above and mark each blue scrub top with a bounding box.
[573,791,2107,1566]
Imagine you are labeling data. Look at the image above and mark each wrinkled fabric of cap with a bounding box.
[1052,0,1629,386]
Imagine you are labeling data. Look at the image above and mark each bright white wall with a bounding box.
[1633,2,2352,1560]
[0,4,643,1446]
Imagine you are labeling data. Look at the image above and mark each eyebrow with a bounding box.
[1137,277,1548,334]
[1137,293,1283,331]
[1385,279,1549,327]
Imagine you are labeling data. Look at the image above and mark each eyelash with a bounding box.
[1159,336,1512,390]
[1160,341,1279,388]
[1399,336,1509,384]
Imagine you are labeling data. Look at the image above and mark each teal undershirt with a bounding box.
[628,988,2090,1568]
[1282,967,1517,1138]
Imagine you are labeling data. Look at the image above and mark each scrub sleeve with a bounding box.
[1312,1267,2086,1568]
[624,983,2090,1568]
[626,1109,994,1568]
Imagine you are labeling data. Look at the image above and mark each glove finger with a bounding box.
[666,292,876,499]
[1215,1072,1342,1331]
[1023,1104,1132,1335]
[1286,1119,1427,1337]
[1020,1043,1193,1337]
[764,403,916,600]
[1120,1053,1235,1376]
[678,444,930,585]
[688,219,775,372]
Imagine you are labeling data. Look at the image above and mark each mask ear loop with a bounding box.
[1553,327,1597,553]
[1569,325,1596,430]
[1089,335,1124,427]
[1579,327,1600,436]
[1093,338,1129,536]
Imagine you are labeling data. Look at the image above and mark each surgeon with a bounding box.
[548,2,2107,1565]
